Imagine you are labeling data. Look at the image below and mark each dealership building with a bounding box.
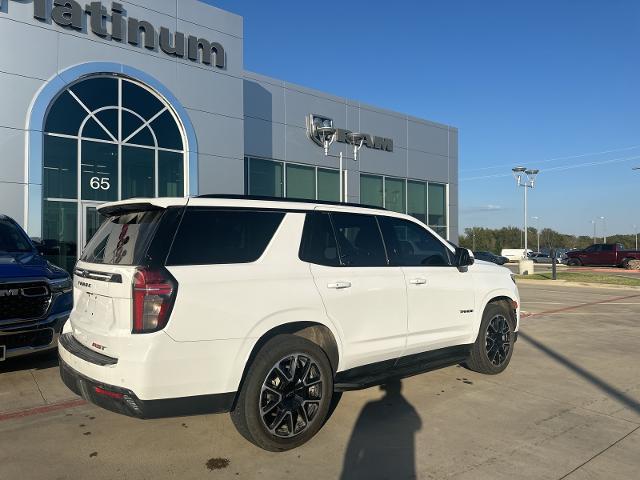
[0,0,459,271]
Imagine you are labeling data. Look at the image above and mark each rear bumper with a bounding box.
[59,359,235,419]
[0,312,70,360]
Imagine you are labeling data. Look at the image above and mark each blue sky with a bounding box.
[206,0,639,236]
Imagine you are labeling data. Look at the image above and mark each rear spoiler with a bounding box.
[98,202,164,217]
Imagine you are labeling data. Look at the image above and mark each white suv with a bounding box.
[59,196,520,451]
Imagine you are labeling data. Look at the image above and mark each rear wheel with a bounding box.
[621,258,632,269]
[230,334,333,451]
[464,302,515,375]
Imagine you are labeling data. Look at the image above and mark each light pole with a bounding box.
[312,117,363,203]
[591,220,596,244]
[599,216,606,243]
[532,216,540,253]
[634,224,638,250]
[512,166,540,258]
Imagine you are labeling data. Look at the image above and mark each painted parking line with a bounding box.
[0,398,86,422]
[522,293,640,319]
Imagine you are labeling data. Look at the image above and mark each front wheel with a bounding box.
[464,302,515,374]
[566,258,582,267]
[230,334,334,451]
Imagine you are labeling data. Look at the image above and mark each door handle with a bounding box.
[327,281,352,290]
[409,278,427,285]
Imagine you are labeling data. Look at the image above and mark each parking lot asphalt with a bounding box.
[1,283,639,480]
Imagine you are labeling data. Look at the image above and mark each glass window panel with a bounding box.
[248,158,283,197]
[428,183,447,226]
[331,213,387,267]
[150,110,183,150]
[432,226,448,238]
[385,177,406,213]
[167,210,286,266]
[122,110,144,141]
[286,164,315,200]
[81,210,163,265]
[158,151,184,197]
[44,90,87,136]
[70,77,118,112]
[360,174,383,208]
[81,117,112,141]
[94,109,118,139]
[127,126,155,147]
[407,180,427,224]
[122,146,155,199]
[43,136,77,199]
[317,168,340,202]
[299,212,340,266]
[81,140,118,201]
[122,80,165,121]
[378,216,452,267]
[42,200,78,273]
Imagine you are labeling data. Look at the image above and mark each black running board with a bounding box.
[334,344,471,391]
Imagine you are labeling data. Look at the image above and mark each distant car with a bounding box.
[565,243,640,268]
[528,252,553,264]
[474,251,508,265]
[0,214,73,361]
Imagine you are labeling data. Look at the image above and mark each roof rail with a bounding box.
[194,194,387,211]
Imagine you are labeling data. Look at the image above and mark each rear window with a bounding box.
[166,209,285,266]
[80,210,163,265]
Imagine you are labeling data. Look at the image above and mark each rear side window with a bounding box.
[167,209,285,266]
[331,213,387,267]
[81,210,163,265]
[378,216,452,267]
[299,212,340,267]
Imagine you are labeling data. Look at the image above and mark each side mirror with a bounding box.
[454,247,475,269]
[30,238,45,255]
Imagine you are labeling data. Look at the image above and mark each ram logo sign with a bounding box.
[306,114,394,152]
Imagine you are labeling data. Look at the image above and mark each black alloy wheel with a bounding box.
[230,334,333,451]
[485,315,511,366]
[464,301,516,375]
[259,353,324,438]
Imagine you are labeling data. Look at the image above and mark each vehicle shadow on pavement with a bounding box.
[0,351,59,374]
[519,331,640,414]
[339,379,421,480]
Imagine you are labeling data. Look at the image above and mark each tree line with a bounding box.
[458,226,639,253]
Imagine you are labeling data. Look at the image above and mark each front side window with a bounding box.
[378,216,452,267]
[330,213,387,267]
[167,209,285,266]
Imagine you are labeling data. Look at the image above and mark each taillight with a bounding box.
[132,267,177,334]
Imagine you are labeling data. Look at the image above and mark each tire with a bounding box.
[230,334,334,452]
[464,302,516,375]
[567,258,582,267]
[621,258,632,269]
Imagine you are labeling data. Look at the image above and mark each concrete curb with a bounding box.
[516,279,640,291]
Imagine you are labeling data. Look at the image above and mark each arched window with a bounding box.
[41,74,187,271]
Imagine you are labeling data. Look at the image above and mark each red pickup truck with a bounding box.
[565,243,640,268]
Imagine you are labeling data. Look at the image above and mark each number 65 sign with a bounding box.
[90,177,111,191]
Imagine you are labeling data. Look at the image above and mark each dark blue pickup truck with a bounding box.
[0,215,73,361]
